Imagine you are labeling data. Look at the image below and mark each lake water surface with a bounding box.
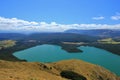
[13,44,120,75]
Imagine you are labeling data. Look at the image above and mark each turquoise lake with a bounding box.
[13,44,120,76]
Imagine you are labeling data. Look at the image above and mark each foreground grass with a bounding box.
[0,59,119,80]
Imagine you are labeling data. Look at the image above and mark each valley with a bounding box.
[0,32,120,61]
[0,0,120,79]
[0,31,120,79]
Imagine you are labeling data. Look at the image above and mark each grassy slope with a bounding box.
[0,59,119,80]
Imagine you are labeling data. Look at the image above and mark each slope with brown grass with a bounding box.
[0,59,119,80]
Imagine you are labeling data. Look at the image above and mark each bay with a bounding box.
[13,44,120,75]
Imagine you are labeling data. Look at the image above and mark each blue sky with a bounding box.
[0,0,120,32]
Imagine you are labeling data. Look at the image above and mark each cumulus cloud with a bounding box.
[92,16,105,20]
[0,16,120,33]
[111,13,120,20]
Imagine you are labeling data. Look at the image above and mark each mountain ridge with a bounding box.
[0,59,119,80]
[65,29,120,38]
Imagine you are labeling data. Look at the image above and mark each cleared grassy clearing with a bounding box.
[98,38,120,44]
[0,40,16,49]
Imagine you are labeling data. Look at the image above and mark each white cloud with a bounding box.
[92,16,105,20]
[0,16,120,33]
[111,13,120,20]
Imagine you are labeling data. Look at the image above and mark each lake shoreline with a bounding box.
[13,44,120,76]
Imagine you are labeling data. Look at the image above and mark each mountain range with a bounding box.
[65,29,120,38]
